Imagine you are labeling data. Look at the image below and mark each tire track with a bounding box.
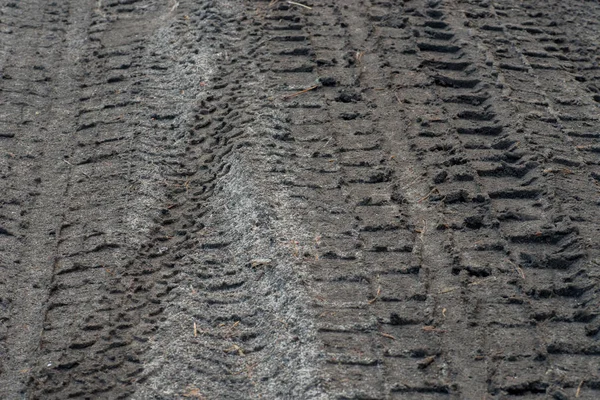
[1,1,92,397]
[131,1,325,398]
[2,0,210,398]
[1,0,598,398]
[255,0,600,398]
[458,1,600,396]
[26,1,187,398]
[258,1,454,398]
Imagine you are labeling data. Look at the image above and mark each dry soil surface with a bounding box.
[1,0,600,399]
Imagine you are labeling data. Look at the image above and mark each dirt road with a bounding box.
[1,0,599,398]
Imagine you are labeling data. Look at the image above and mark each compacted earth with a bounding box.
[1,0,599,399]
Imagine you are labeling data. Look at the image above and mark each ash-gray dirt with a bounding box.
[1,0,600,399]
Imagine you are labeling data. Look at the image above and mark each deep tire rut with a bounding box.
[1,0,599,399]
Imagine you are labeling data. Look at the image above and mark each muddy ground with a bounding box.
[1,0,599,399]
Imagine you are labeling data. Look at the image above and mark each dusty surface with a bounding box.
[1,0,600,398]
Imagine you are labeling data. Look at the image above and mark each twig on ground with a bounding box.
[417,355,436,369]
[318,137,332,150]
[422,325,446,333]
[507,259,525,279]
[224,344,245,356]
[402,175,422,190]
[250,258,272,268]
[418,187,439,203]
[63,158,90,178]
[282,84,319,100]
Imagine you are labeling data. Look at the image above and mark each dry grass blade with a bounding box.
[368,286,381,304]
[576,380,584,397]
[422,325,446,333]
[439,286,459,294]
[288,1,312,9]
